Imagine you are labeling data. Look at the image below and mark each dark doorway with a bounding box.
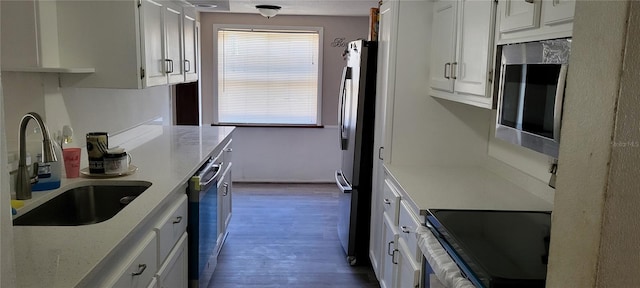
[175,81,199,125]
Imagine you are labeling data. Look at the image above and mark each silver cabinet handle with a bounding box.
[451,62,458,80]
[387,241,394,256]
[401,226,411,234]
[184,60,191,72]
[383,199,391,205]
[131,264,147,276]
[225,148,233,152]
[223,182,229,196]
[173,216,183,224]
[525,0,534,3]
[392,249,399,265]
[444,63,450,79]
[378,146,384,160]
[165,59,175,74]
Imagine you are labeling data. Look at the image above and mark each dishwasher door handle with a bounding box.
[335,170,353,193]
[192,160,223,192]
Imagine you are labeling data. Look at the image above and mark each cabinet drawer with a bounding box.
[109,232,158,288]
[398,200,422,263]
[383,179,401,225]
[155,195,188,264]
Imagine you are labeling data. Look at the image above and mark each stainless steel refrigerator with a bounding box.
[334,39,377,266]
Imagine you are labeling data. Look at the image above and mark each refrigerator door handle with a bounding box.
[338,66,352,150]
[334,170,353,193]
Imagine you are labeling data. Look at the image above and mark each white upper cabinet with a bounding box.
[541,0,575,25]
[429,0,495,108]
[12,0,201,89]
[498,0,541,33]
[429,0,457,93]
[164,2,185,84]
[454,0,494,96]
[141,0,168,87]
[140,0,187,87]
[496,0,575,44]
[183,9,198,83]
[0,0,95,73]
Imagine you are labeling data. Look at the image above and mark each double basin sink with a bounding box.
[13,181,152,226]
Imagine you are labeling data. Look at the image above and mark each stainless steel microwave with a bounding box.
[495,38,571,159]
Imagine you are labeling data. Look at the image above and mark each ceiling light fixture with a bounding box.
[255,4,281,18]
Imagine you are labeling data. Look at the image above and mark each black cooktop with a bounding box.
[426,210,552,288]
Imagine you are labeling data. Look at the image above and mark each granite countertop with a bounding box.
[11,125,234,288]
[384,164,553,217]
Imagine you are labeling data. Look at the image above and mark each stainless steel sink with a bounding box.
[13,181,152,226]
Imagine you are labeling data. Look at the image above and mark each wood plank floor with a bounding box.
[208,183,380,288]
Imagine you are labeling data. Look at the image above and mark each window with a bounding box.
[214,25,323,126]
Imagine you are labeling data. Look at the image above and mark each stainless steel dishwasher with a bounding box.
[187,155,223,288]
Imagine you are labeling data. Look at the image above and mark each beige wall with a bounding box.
[546,1,640,286]
[199,13,369,125]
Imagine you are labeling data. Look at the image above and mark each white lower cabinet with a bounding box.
[396,238,421,288]
[374,172,425,288]
[380,212,399,288]
[82,194,188,287]
[154,195,189,288]
[217,140,233,253]
[107,232,158,288]
[157,233,188,288]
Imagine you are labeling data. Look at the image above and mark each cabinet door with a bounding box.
[183,11,198,82]
[395,239,421,288]
[164,3,184,84]
[453,0,494,96]
[371,0,399,278]
[380,212,399,288]
[430,0,457,93]
[217,168,232,252]
[541,0,575,26]
[140,0,167,87]
[158,233,188,288]
[498,0,541,33]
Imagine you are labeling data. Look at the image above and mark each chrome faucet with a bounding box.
[16,112,58,200]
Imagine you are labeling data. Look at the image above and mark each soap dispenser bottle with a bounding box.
[32,134,62,191]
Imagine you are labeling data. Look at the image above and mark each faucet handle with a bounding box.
[31,162,39,184]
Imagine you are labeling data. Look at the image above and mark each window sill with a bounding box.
[211,123,325,128]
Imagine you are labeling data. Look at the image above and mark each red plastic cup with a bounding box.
[63,148,81,178]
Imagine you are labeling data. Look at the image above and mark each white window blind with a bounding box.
[216,28,321,125]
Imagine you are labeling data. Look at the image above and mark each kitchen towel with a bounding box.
[416,226,475,288]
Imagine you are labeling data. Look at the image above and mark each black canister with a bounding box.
[86,132,108,173]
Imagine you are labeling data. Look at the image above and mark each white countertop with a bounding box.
[11,125,234,288]
[385,164,553,217]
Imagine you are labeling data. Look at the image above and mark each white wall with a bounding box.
[232,126,341,183]
[2,71,171,157]
[0,74,18,288]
